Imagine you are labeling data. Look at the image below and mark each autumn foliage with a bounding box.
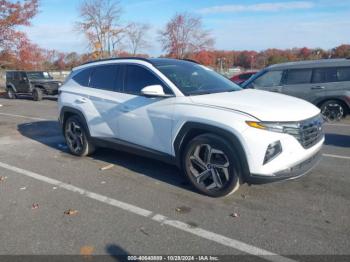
[0,1,350,71]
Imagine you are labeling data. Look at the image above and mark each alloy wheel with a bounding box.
[188,144,230,191]
[322,103,344,122]
[65,120,84,154]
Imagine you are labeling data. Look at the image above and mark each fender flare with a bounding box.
[173,122,250,179]
[6,83,16,92]
[59,106,92,138]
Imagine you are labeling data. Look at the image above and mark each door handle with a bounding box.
[311,86,325,90]
[75,97,88,104]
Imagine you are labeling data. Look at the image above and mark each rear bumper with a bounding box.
[247,150,322,184]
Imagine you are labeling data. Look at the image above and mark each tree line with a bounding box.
[1,0,349,71]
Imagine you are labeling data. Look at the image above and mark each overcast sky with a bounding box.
[23,0,350,56]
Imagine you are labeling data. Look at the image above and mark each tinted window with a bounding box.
[254,70,283,87]
[240,73,254,80]
[337,67,350,82]
[125,65,171,95]
[285,69,312,85]
[73,68,93,87]
[13,72,21,80]
[19,72,26,79]
[312,68,337,83]
[6,72,14,79]
[90,65,121,91]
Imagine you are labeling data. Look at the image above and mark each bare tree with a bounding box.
[77,0,125,58]
[159,13,214,59]
[126,22,151,55]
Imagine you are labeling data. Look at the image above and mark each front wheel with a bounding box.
[64,115,95,157]
[321,100,346,122]
[182,134,242,197]
[32,88,43,101]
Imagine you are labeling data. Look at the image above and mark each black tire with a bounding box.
[320,100,346,122]
[182,133,242,197]
[6,87,16,99]
[64,115,95,157]
[32,88,43,101]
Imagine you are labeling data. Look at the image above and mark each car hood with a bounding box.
[189,89,320,122]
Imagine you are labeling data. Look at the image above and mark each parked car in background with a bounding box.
[6,71,62,101]
[230,71,257,85]
[241,59,350,121]
[58,57,324,197]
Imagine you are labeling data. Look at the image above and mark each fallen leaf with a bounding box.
[52,187,58,190]
[101,181,106,184]
[20,187,27,190]
[100,164,114,171]
[64,209,78,216]
[32,203,39,209]
[0,176,7,182]
[80,245,94,256]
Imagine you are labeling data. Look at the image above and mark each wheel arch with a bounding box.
[317,97,349,114]
[6,83,16,92]
[173,122,250,180]
[59,106,92,138]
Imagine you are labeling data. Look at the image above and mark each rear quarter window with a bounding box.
[6,72,14,79]
[337,67,350,82]
[72,68,93,87]
[312,68,337,83]
[285,69,312,85]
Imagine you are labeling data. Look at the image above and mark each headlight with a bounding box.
[246,121,299,133]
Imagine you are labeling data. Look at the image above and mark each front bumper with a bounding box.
[247,150,322,184]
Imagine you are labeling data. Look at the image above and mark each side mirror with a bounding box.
[141,85,168,97]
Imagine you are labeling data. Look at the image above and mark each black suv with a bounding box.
[6,71,62,101]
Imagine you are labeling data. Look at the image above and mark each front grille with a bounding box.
[284,115,324,149]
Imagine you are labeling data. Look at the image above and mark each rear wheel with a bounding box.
[182,134,242,197]
[32,88,43,101]
[321,100,346,122]
[64,115,95,157]
[6,87,16,99]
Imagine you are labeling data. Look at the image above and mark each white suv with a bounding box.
[58,58,324,197]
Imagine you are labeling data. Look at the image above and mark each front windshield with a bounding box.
[27,72,53,80]
[155,61,241,95]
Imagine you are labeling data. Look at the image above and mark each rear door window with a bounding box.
[337,67,350,82]
[285,69,312,85]
[254,70,283,87]
[90,65,122,91]
[312,68,337,83]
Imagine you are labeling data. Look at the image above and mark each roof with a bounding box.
[268,58,350,70]
[80,57,198,68]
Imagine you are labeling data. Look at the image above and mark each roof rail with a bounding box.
[81,57,154,66]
